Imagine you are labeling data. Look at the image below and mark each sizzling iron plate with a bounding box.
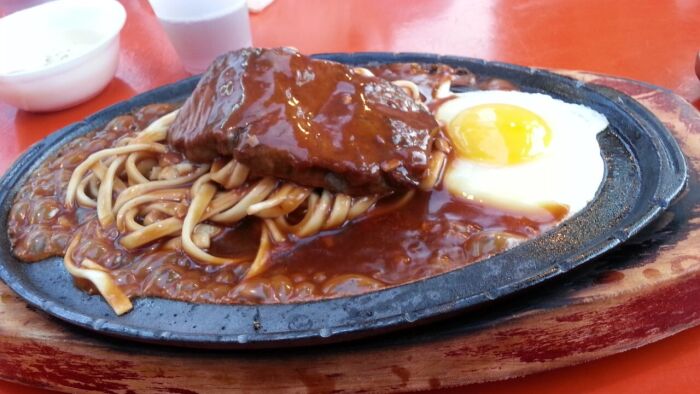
[0,53,688,348]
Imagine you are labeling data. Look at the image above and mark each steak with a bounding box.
[168,48,439,195]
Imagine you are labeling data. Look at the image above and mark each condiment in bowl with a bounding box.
[0,0,126,112]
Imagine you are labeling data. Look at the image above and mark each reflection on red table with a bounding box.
[0,0,699,393]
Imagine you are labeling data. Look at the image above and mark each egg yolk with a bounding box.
[447,103,552,165]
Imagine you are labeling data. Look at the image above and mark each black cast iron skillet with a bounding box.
[0,53,688,348]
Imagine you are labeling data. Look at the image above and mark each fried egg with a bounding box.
[437,90,608,217]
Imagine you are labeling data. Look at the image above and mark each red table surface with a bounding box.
[0,0,699,393]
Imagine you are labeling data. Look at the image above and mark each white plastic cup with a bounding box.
[147,0,252,74]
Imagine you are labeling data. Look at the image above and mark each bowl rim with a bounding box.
[0,0,126,80]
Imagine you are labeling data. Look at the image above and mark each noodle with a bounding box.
[120,217,183,249]
[96,156,125,227]
[114,189,188,231]
[420,150,447,191]
[210,158,250,189]
[64,236,133,315]
[209,177,278,223]
[65,143,166,208]
[243,226,272,280]
[62,76,448,313]
[112,166,209,213]
[76,175,97,208]
[125,152,155,184]
[180,176,242,265]
[392,80,422,101]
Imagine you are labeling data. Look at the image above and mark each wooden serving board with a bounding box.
[0,71,699,393]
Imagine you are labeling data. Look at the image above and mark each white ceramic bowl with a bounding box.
[0,0,127,112]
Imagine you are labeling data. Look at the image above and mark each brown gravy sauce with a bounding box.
[8,63,565,305]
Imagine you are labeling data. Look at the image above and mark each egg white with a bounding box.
[437,91,608,217]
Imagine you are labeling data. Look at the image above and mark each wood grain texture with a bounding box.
[0,71,699,393]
